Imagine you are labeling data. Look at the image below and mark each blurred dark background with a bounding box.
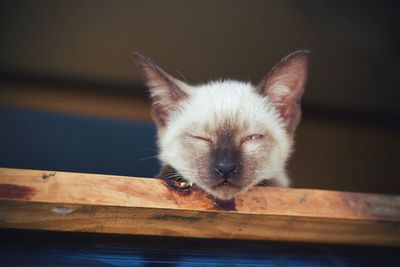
[0,1,399,194]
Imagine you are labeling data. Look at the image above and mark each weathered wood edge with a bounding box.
[0,167,399,246]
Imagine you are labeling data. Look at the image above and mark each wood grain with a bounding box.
[0,168,399,246]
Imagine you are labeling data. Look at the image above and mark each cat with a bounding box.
[134,50,309,200]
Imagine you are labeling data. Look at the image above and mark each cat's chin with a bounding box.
[205,184,244,201]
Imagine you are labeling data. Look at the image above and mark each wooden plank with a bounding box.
[0,167,399,246]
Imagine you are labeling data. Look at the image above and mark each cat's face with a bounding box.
[134,51,309,200]
[158,81,291,200]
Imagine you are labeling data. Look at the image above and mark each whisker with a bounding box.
[137,155,159,162]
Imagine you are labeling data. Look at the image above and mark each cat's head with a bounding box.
[134,51,309,200]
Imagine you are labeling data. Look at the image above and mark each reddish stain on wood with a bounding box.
[0,184,36,200]
[161,179,193,196]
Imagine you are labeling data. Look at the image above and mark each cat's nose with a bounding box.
[215,160,237,179]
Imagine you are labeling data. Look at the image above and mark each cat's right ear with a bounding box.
[133,52,188,128]
[256,50,309,135]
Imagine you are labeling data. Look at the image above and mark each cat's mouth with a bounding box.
[211,181,241,189]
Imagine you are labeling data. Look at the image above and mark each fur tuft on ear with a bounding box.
[256,50,310,134]
[133,52,188,127]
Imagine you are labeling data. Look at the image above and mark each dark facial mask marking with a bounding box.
[212,129,242,181]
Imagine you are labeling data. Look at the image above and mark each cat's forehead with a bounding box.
[192,80,255,102]
[184,80,269,131]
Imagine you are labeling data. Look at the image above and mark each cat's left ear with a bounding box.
[133,52,189,128]
[256,50,310,134]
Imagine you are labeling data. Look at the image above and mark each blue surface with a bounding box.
[0,106,159,177]
[0,230,399,266]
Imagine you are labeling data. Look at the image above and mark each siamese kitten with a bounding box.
[134,50,309,200]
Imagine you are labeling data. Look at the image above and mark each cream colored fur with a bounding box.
[158,80,291,198]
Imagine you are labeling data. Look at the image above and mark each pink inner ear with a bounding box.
[133,52,187,127]
[265,52,308,102]
[281,99,302,134]
[151,103,169,127]
[258,50,309,134]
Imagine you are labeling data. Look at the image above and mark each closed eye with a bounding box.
[242,134,264,143]
[188,134,212,144]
